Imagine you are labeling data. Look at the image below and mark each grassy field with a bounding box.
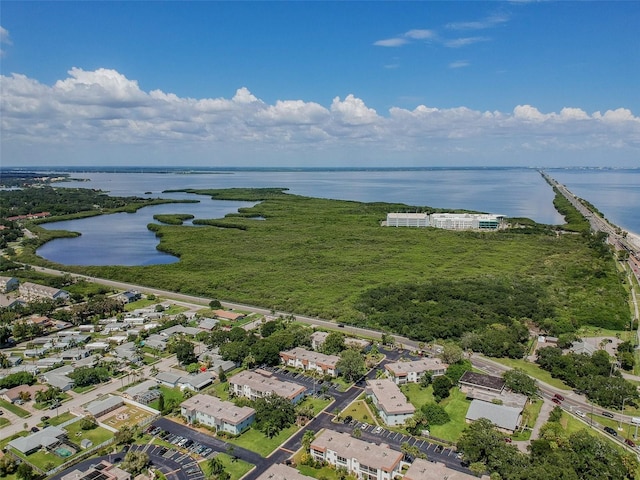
[400,384,471,442]
[488,357,572,390]
[227,424,299,457]
[341,399,377,424]
[199,453,253,480]
[0,417,10,428]
[46,412,76,426]
[0,399,31,418]
[149,385,185,410]
[27,189,627,336]
[64,420,113,446]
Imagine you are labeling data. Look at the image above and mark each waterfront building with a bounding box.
[429,213,504,230]
[386,213,429,227]
[18,281,70,301]
[365,379,415,426]
[0,276,19,293]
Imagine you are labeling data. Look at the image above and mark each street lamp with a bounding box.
[619,396,633,431]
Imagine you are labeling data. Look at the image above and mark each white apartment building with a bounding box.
[386,213,429,227]
[280,347,340,377]
[229,369,307,404]
[384,358,448,385]
[310,429,403,480]
[181,394,255,435]
[429,213,504,230]
[365,379,415,426]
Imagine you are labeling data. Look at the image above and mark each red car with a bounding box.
[625,438,636,448]
[554,394,565,401]
[552,398,562,405]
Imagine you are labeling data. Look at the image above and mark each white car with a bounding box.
[575,410,586,418]
[373,426,383,434]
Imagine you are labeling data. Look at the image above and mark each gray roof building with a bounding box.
[466,399,522,432]
[8,425,66,454]
[85,396,124,417]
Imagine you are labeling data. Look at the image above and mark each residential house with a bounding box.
[0,276,19,293]
[154,371,214,392]
[160,325,200,337]
[42,364,75,391]
[212,309,245,321]
[280,347,339,377]
[0,294,25,309]
[310,429,403,480]
[1,384,47,403]
[384,358,448,385]
[181,393,255,435]
[310,331,329,350]
[8,425,67,455]
[18,282,70,301]
[365,379,415,426]
[198,318,219,331]
[85,396,124,418]
[229,369,306,404]
[117,290,141,304]
[123,380,160,405]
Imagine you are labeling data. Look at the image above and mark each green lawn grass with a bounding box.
[46,412,75,426]
[341,399,376,424]
[211,382,230,401]
[488,358,572,390]
[0,417,10,427]
[149,386,185,410]
[0,399,31,418]
[200,453,253,480]
[427,388,472,442]
[227,424,299,457]
[299,464,342,480]
[40,189,628,339]
[125,298,159,311]
[298,396,332,416]
[64,420,113,445]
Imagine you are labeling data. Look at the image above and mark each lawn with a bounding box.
[512,400,544,441]
[149,385,185,410]
[400,384,471,442]
[298,464,343,480]
[125,298,159,311]
[211,381,230,401]
[199,453,253,480]
[227,424,299,457]
[298,396,332,416]
[0,417,10,428]
[489,357,572,390]
[0,399,31,418]
[65,420,114,445]
[46,412,76,426]
[341,399,376,424]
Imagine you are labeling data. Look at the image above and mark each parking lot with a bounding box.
[129,444,203,480]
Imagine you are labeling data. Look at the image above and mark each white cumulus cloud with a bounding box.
[1,68,639,166]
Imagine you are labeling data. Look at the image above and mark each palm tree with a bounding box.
[302,430,315,451]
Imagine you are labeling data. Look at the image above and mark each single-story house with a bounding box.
[85,396,124,418]
[0,276,19,293]
[8,425,67,455]
[117,290,141,304]
[465,399,522,433]
[1,384,47,403]
[212,309,245,321]
[459,371,505,394]
[198,318,219,331]
[160,325,200,337]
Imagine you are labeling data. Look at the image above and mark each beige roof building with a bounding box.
[181,393,255,435]
[366,379,415,426]
[405,459,483,480]
[280,347,339,376]
[254,464,315,480]
[310,429,403,480]
[385,358,448,384]
[229,369,307,403]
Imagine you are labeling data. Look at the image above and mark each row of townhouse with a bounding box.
[181,393,255,435]
[310,331,372,351]
[18,281,70,302]
[229,369,307,404]
[384,358,448,385]
[279,347,339,377]
[310,429,482,480]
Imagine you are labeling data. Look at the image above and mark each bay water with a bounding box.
[36,167,639,266]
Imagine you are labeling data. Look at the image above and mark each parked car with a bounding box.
[373,426,383,434]
[602,411,615,418]
[40,416,49,422]
[604,426,618,436]
[343,415,353,424]
[625,438,636,448]
[30,427,39,433]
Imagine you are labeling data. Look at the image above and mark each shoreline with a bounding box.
[626,231,640,251]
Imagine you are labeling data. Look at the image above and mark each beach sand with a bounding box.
[626,231,640,251]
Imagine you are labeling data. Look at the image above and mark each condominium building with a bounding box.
[310,429,403,480]
[229,369,307,404]
[405,458,480,480]
[18,281,70,301]
[280,347,340,377]
[384,358,448,384]
[429,213,504,230]
[181,394,255,435]
[254,464,314,480]
[386,213,429,227]
[365,379,415,426]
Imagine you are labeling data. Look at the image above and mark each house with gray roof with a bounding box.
[160,325,200,337]
[366,379,415,426]
[42,364,75,391]
[465,399,522,433]
[0,276,19,293]
[85,396,124,418]
[154,371,213,391]
[8,425,66,454]
[198,318,219,331]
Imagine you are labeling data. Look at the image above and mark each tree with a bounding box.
[302,430,315,451]
[16,463,34,480]
[432,376,452,402]
[174,339,197,365]
[115,425,137,445]
[253,394,296,437]
[337,349,366,382]
[158,394,165,413]
[421,403,450,425]
[445,360,471,383]
[419,371,433,388]
[322,332,346,355]
[208,457,225,476]
[209,300,222,309]
[502,369,538,397]
[79,416,98,430]
[121,451,150,476]
[440,343,464,364]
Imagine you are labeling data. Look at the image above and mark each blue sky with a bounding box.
[1,1,639,168]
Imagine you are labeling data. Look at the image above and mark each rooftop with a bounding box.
[459,371,505,392]
[229,369,306,400]
[366,379,415,415]
[181,393,255,426]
